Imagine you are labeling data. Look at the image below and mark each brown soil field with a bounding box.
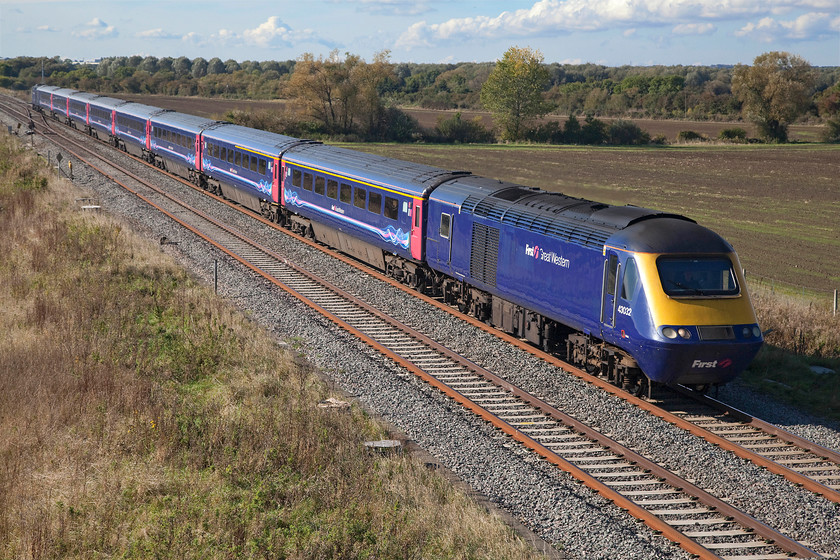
[117,94,840,295]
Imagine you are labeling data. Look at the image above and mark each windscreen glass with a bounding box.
[657,257,739,297]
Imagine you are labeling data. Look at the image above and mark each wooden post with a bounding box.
[834,289,837,316]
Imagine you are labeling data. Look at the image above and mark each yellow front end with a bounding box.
[635,252,758,328]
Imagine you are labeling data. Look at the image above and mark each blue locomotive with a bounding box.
[32,85,764,393]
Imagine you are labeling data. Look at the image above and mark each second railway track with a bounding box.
[3,95,839,558]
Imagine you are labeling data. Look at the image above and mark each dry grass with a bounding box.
[744,287,840,420]
[0,135,541,559]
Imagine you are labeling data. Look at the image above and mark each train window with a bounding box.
[327,179,338,199]
[621,258,638,300]
[214,144,220,159]
[220,147,227,161]
[227,148,234,164]
[250,156,258,172]
[657,257,739,297]
[368,191,382,214]
[241,154,249,169]
[303,173,313,191]
[440,213,451,239]
[314,176,325,195]
[235,151,242,167]
[259,159,266,175]
[606,254,618,297]
[384,196,398,220]
[340,183,351,203]
[292,169,302,187]
[354,187,366,209]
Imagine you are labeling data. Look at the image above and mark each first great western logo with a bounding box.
[525,244,571,269]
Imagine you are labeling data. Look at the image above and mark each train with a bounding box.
[31,84,764,394]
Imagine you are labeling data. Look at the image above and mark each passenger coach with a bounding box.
[280,143,464,282]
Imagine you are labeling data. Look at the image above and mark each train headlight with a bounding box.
[677,328,691,339]
[753,326,762,338]
[662,327,678,339]
[743,327,752,338]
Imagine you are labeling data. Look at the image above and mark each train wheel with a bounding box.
[624,375,648,397]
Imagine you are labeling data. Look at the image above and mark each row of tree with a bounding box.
[2,50,838,143]
[481,48,835,143]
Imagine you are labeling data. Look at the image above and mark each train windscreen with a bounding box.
[656,257,739,297]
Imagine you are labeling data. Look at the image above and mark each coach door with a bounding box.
[600,251,620,334]
[410,199,423,260]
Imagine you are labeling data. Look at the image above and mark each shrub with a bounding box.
[523,121,565,144]
[676,130,706,142]
[606,120,651,145]
[580,115,608,145]
[718,127,747,141]
[427,112,494,143]
[821,117,840,143]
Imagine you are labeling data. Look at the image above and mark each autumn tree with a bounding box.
[287,50,395,136]
[480,46,551,141]
[732,51,816,142]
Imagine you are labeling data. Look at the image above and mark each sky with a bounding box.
[1,0,838,67]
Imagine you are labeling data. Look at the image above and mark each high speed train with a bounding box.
[32,84,764,394]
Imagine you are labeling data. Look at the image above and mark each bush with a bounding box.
[821,117,840,143]
[606,120,651,145]
[580,115,608,145]
[719,127,747,141]
[523,121,565,144]
[426,112,494,143]
[676,130,706,142]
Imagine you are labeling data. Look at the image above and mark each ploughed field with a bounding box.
[119,94,840,294]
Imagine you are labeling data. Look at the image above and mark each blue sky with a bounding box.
[2,0,838,66]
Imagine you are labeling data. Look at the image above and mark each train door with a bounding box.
[410,198,423,260]
[600,251,621,336]
[439,211,453,265]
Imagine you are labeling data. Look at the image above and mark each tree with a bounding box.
[732,51,815,142]
[287,50,395,137]
[480,46,551,141]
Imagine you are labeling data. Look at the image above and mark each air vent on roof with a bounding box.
[491,186,538,201]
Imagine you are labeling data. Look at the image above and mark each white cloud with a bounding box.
[351,0,433,16]
[73,17,117,40]
[736,11,835,41]
[135,28,179,40]
[395,0,835,48]
[181,31,203,44]
[241,16,316,47]
[36,25,60,33]
[673,22,716,35]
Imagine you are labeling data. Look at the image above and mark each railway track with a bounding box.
[1,95,832,558]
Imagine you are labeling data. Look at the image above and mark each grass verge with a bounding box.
[0,135,542,559]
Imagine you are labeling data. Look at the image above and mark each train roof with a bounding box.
[51,88,79,99]
[33,85,61,94]
[88,95,129,110]
[151,111,224,134]
[284,143,467,198]
[68,92,102,102]
[116,102,169,119]
[433,175,705,252]
[611,217,733,254]
[202,124,302,157]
